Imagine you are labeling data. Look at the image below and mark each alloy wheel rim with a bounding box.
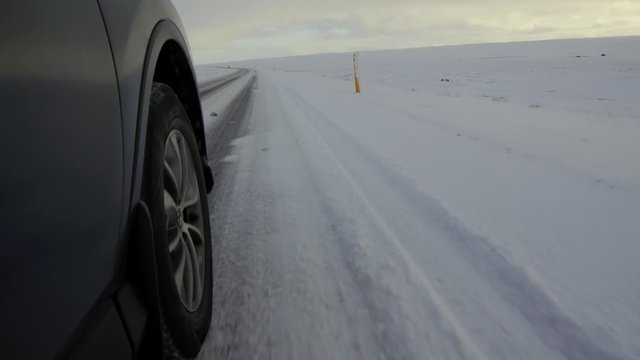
[163,130,205,312]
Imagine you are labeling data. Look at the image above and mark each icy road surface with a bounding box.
[197,37,640,360]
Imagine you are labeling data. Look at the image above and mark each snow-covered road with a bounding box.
[196,38,640,360]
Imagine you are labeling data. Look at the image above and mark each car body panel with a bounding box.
[0,1,123,358]
[1,0,207,358]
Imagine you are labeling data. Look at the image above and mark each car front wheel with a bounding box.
[141,82,212,359]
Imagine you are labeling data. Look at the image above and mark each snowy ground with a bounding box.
[197,37,640,360]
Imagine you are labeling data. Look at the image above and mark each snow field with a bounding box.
[198,37,640,359]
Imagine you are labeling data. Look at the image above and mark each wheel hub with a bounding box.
[176,207,184,228]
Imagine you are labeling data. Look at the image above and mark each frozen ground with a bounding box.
[197,37,640,360]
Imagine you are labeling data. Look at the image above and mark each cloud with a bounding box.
[171,0,640,63]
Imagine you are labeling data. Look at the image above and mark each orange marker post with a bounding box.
[353,52,361,94]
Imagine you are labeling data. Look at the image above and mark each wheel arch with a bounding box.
[140,21,206,160]
[152,40,206,158]
[132,19,212,206]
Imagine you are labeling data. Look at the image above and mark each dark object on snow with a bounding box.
[601,53,607,57]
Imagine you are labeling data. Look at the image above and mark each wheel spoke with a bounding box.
[183,243,194,306]
[182,160,199,209]
[173,238,187,296]
[182,191,199,209]
[168,227,181,252]
[164,190,179,228]
[170,135,184,200]
[183,229,202,306]
[163,161,180,200]
[184,223,204,248]
[179,137,190,203]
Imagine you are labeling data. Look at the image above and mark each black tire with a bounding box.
[141,82,212,359]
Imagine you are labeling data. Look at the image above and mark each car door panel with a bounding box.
[0,1,123,358]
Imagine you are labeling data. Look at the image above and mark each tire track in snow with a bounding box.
[201,77,383,359]
[272,75,630,360]
[254,78,385,360]
[270,77,487,360]
[199,78,277,360]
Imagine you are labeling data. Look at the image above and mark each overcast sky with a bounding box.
[170,0,640,64]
